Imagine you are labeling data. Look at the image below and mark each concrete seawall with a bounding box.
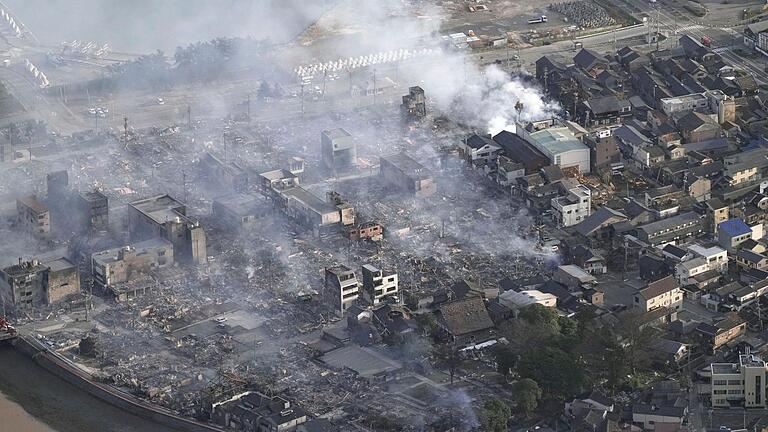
[13,337,223,432]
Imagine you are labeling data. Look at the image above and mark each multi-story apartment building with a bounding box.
[711,353,767,408]
[16,195,50,235]
[0,258,80,309]
[325,265,359,316]
[361,264,398,305]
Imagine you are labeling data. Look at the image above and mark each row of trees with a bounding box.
[105,37,277,91]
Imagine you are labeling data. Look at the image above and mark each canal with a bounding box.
[0,346,178,432]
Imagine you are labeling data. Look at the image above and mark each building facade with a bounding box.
[128,195,206,265]
[91,239,174,289]
[16,196,50,235]
[325,265,359,316]
[634,276,683,312]
[361,264,398,305]
[380,153,436,197]
[551,185,591,227]
[711,354,768,408]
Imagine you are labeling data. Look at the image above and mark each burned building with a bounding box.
[361,264,399,305]
[260,171,356,237]
[326,191,355,226]
[45,257,80,304]
[259,169,300,197]
[78,190,109,231]
[0,258,80,309]
[213,193,270,230]
[212,392,308,432]
[127,195,206,265]
[401,86,426,121]
[347,221,383,241]
[16,195,51,235]
[46,170,69,198]
[0,259,48,309]
[91,238,174,290]
[380,152,436,197]
[199,152,249,192]
[321,128,358,175]
[278,187,344,236]
[325,265,359,316]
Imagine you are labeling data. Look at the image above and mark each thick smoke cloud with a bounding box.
[3,0,333,52]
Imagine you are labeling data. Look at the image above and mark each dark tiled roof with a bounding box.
[439,297,494,336]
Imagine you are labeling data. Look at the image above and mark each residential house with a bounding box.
[632,404,686,430]
[676,111,721,143]
[634,276,683,312]
[639,254,672,282]
[718,218,753,252]
[496,155,525,188]
[574,206,628,242]
[436,296,494,343]
[573,48,609,77]
[553,264,597,289]
[649,339,689,365]
[581,95,631,126]
[696,315,746,353]
[571,245,607,275]
[461,134,502,163]
[551,184,592,227]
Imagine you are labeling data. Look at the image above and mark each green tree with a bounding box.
[481,399,512,432]
[512,378,542,418]
[493,344,516,379]
[517,347,586,400]
[518,303,560,332]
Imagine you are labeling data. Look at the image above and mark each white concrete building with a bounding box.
[499,290,557,311]
[516,119,591,173]
[551,185,591,227]
[674,257,710,286]
[361,264,398,305]
[687,244,728,272]
[711,354,768,408]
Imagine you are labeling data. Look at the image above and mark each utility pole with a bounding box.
[123,117,128,148]
[246,93,251,120]
[372,68,377,105]
[187,105,191,129]
[94,111,98,133]
[322,70,327,100]
[300,83,305,118]
[182,169,188,203]
[656,7,661,52]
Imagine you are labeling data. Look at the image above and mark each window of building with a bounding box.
[713,390,727,395]
[713,380,727,385]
